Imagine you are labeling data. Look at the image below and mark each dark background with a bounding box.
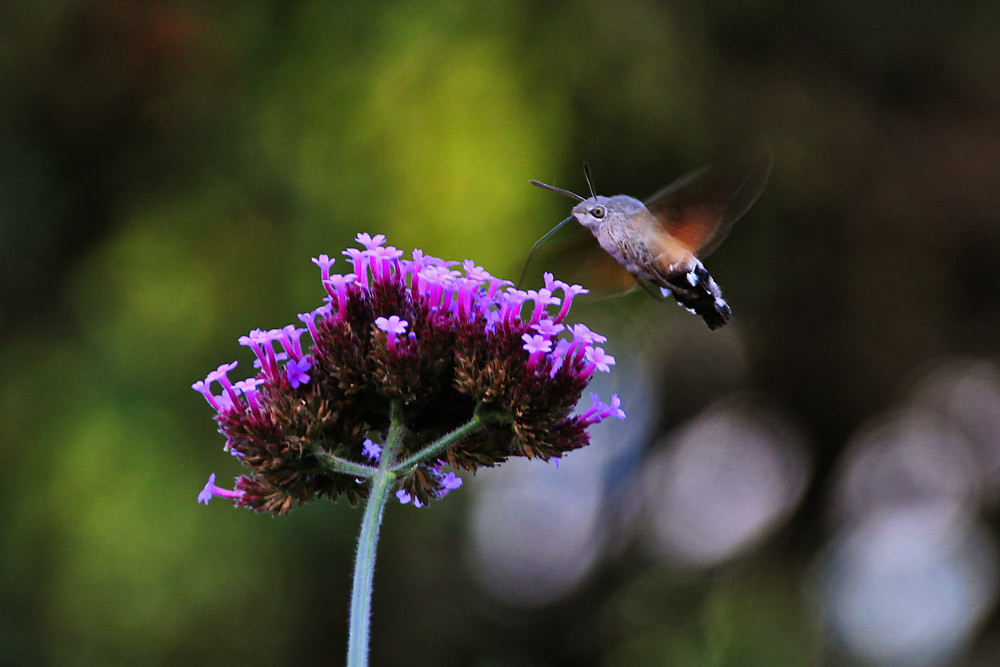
[3,1,1000,665]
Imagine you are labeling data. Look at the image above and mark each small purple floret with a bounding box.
[583,346,616,375]
[553,283,589,323]
[311,254,336,281]
[531,318,564,338]
[362,438,382,461]
[580,393,627,425]
[198,473,244,505]
[440,472,462,491]
[324,274,356,317]
[526,288,561,324]
[375,315,409,351]
[375,315,408,335]
[286,358,312,388]
[356,232,386,250]
[298,310,320,343]
[522,333,552,369]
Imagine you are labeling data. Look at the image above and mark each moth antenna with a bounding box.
[530,180,585,202]
[583,163,598,200]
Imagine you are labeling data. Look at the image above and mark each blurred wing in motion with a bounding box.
[645,147,773,258]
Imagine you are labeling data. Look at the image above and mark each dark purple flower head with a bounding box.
[194,234,623,514]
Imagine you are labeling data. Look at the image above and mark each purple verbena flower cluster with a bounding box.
[194,233,624,515]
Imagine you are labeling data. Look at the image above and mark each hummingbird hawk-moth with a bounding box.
[521,150,772,330]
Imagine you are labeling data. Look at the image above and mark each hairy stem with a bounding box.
[346,401,405,666]
[392,402,511,473]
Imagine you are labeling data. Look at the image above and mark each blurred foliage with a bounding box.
[2,0,999,665]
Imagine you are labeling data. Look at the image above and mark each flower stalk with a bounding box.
[347,402,405,667]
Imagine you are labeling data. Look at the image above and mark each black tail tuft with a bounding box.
[664,263,732,330]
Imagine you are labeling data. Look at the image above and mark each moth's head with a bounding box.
[572,195,644,231]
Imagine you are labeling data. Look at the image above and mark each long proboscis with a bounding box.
[517,215,575,289]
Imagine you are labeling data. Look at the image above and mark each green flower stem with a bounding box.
[346,467,394,667]
[346,401,405,667]
[392,402,511,473]
[315,453,377,478]
[346,402,511,665]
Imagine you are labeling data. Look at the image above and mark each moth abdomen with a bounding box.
[661,263,732,330]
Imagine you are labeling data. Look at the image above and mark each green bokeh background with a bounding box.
[2,1,999,665]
